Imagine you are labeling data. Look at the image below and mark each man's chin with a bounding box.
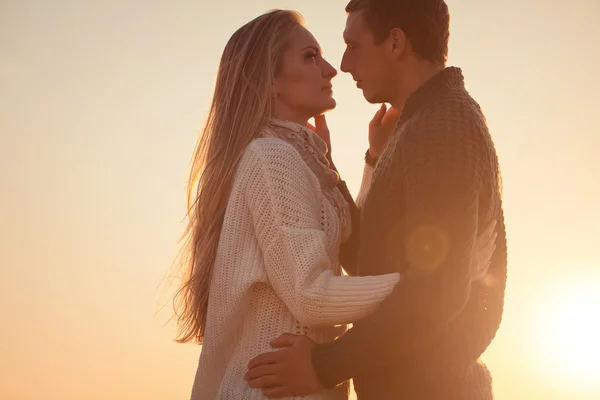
[362,89,384,104]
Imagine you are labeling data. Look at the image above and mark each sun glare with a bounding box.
[529,275,600,391]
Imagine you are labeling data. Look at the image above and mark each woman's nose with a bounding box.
[323,60,338,79]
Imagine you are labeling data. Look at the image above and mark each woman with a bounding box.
[173,10,495,399]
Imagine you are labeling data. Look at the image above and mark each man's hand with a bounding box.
[368,103,400,158]
[245,334,323,398]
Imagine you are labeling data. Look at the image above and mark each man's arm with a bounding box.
[337,179,361,276]
[355,161,376,208]
[312,123,483,388]
[337,160,375,276]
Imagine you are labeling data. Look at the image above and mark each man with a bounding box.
[246,0,507,398]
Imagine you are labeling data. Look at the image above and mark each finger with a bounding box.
[478,244,496,278]
[369,104,387,127]
[477,227,493,249]
[476,222,496,251]
[271,333,301,348]
[485,244,496,264]
[245,363,279,381]
[482,219,497,238]
[248,352,279,369]
[482,243,495,263]
[247,375,282,389]
[314,114,328,132]
[381,106,400,125]
[475,252,491,278]
[479,231,497,255]
[263,386,292,398]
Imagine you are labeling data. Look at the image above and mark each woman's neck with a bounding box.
[274,107,309,127]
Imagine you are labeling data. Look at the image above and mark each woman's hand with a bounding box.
[470,219,498,281]
[307,114,332,162]
[368,104,400,159]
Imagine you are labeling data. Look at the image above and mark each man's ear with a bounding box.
[389,27,407,59]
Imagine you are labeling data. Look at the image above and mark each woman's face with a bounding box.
[273,26,338,123]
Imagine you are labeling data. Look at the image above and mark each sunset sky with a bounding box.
[1,0,599,399]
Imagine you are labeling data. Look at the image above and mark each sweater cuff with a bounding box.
[365,149,378,166]
[312,336,356,389]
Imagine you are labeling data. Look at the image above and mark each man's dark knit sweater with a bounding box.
[315,67,508,399]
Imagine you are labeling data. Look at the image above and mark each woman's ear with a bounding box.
[271,79,280,99]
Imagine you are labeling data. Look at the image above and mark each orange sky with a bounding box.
[1,1,599,399]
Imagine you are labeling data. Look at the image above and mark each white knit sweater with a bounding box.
[190,136,400,400]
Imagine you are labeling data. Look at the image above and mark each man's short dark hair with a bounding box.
[346,0,450,65]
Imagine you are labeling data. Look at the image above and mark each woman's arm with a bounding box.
[245,139,400,328]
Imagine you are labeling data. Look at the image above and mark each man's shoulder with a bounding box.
[416,90,486,128]
[399,92,489,150]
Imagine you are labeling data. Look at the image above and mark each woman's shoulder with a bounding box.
[243,136,309,172]
[235,137,319,195]
[247,137,301,159]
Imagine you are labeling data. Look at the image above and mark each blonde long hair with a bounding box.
[174,10,304,344]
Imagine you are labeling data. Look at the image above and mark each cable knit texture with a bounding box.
[313,67,508,400]
[190,133,400,399]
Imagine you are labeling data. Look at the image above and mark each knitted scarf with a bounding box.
[263,118,351,240]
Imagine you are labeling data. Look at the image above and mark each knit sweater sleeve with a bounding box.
[312,114,483,387]
[355,163,375,209]
[245,139,400,328]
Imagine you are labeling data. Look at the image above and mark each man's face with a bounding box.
[341,11,395,104]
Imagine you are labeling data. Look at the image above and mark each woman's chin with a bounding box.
[316,98,336,114]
